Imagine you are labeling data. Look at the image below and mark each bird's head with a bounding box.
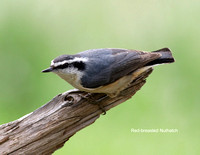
[42,55,87,76]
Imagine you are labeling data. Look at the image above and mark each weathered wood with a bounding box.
[0,68,153,155]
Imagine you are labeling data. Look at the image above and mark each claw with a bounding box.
[79,93,108,115]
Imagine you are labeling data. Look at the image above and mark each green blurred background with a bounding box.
[0,0,199,154]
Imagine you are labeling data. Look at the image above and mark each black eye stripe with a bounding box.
[54,63,69,69]
[72,61,85,70]
[54,61,85,71]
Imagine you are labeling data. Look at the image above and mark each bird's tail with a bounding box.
[145,48,175,66]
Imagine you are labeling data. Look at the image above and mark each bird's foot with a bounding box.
[78,92,107,115]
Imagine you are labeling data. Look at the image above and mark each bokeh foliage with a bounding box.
[0,0,199,154]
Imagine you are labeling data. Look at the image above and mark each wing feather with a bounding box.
[80,48,160,88]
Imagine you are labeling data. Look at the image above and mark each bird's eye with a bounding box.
[54,63,69,69]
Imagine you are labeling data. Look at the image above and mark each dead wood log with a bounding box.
[0,68,153,155]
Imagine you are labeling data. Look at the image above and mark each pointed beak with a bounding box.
[42,67,53,73]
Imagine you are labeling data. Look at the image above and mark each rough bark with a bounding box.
[0,68,153,155]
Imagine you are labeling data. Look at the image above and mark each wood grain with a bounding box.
[0,68,153,155]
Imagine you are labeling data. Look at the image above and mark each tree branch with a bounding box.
[0,68,153,155]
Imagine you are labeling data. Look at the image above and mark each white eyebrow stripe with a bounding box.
[51,57,88,67]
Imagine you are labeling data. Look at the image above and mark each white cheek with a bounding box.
[56,67,84,82]
[63,67,78,74]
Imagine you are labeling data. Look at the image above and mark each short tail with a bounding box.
[145,48,175,66]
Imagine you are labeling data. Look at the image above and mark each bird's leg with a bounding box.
[78,92,107,115]
[94,94,108,115]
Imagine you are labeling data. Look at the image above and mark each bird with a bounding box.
[42,48,175,97]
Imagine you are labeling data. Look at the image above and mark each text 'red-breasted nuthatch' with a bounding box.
[42,48,175,97]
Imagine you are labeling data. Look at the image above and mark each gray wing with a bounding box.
[80,48,160,88]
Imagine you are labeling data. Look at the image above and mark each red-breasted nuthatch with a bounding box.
[42,48,174,97]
